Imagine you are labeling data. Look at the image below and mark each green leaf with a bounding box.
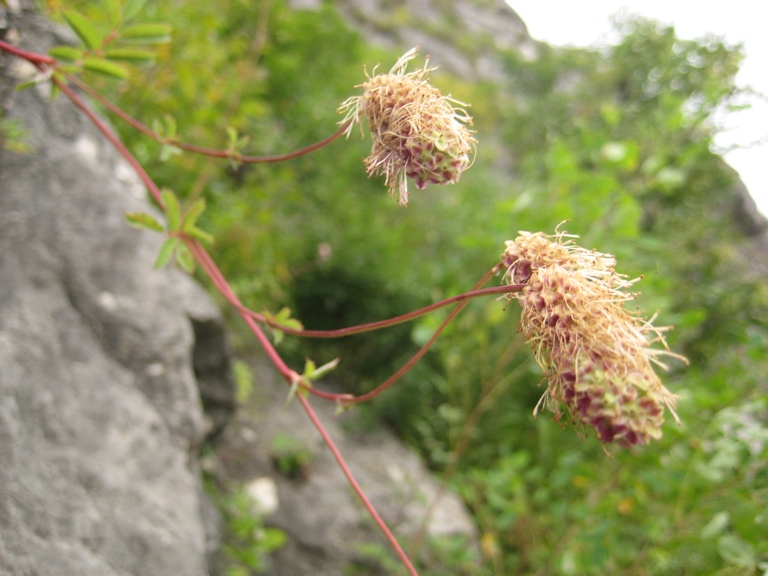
[174,243,196,273]
[48,46,83,62]
[125,211,164,232]
[104,0,122,27]
[307,358,340,380]
[274,307,304,331]
[700,511,730,539]
[14,79,39,92]
[104,48,156,65]
[181,198,206,231]
[63,11,103,50]
[159,144,182,162]
[717,534,756,566]
[119,23,172,44]
[303,358,317,379]
[82,57,130,80]
[161,189,180,231]
[122,0,147,21]
[154,237,177,269]
[185,226,215,245]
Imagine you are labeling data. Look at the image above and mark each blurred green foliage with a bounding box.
[49,1,768,574]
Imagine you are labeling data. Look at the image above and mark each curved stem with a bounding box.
[66,73,351,163]
[309,268,504,405]
[0,39,55,64]
[263,284,521,339]
[51,75,165,207]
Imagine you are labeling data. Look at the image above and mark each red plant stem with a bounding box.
[66,74,351,163]
[0,42,459,573]
[310,268,503,405]
[56,77,417,567]
[51,76,166,208]
[0,39,55,64]
[262,284,521,339]
[297,393,419,576]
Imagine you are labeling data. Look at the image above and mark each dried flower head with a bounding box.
[501,230,686,447]
[338,47,476,206]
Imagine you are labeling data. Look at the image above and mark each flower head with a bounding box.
[338,47,476,206]
[501,230,685,447]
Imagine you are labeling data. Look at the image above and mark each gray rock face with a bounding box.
[0,7,233,576]
[215,353,480,576]
[327,0,537,79]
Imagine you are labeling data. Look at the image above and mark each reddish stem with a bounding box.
[66,73,351,163]
[262,284,521,339]
[0,41,450,573]
[51,75,166,207]
[0,39,55,64]
[309,268,502,405]
[297,393,419,576]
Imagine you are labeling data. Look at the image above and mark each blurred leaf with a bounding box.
[161,189,181,230]
[717,534,756,566]
[125,211,164,232]
[104,48,156,64]
[159,144,182,162]
[48,45,83,62]
[181,198,206,230]
[154,237,176,269]
[119,23,172,44]
[174,242,196,273]
[104,0,122,27]
[701,512,730,539]
[63,11,102,50]
[123,0,147,21]
[186,226,215,245]
[82,57,129,79]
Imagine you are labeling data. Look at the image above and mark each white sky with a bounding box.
[509,1,768,217]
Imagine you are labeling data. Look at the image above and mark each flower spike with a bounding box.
[338,47,476,206]
[500,230,686,447]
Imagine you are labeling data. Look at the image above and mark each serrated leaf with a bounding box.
[174,243,196,273]
[303,358,317,378]
[274,307,304,330]
[14,79,39,91]
[125,211,164,232]
[104,0,122,26]
[186,226,215,245]
[309,358,340,380]
[48,46,83,62]
[104,48,156,64]
[123,0,147,21]
[161,189,180,230]
[63,11,103,50]
[82,57,129,80]
[159,144,181,162]
[181,198,205,227]
[154,237,177,269]
[281,317,303,331]
[120,23,172,44]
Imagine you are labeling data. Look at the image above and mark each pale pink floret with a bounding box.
[338,48,476,206]
[502,230,685,447]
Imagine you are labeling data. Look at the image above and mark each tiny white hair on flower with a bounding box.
[338,47,476,206]
[501,229,687,447]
